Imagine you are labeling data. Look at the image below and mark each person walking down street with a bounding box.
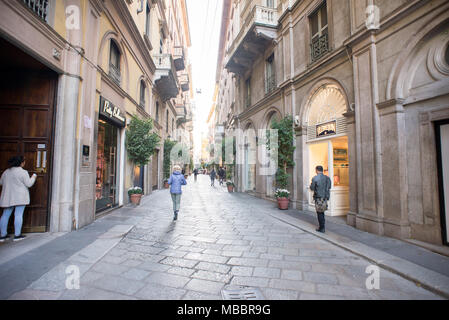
[193,168,198,182]
[0,156,37,242]
[167,165,187,221]
[210,168,217,187]
[218,167,226,186]
[310,165,331,233]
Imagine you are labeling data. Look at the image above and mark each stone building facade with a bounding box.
[0,0,193,233]
[216,0,449,246]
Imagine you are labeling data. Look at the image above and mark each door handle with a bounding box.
[35,151,47,174]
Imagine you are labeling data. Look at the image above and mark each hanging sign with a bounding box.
[99,96,126,127]
[316,121,336,138]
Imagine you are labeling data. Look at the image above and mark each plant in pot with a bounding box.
[226,181,235,193]
[225,165,235,192]
[267,115,296,210]
[125,115,160,203]
[163,139,177,189]
[274,189,290,210]
[128,187,143,205]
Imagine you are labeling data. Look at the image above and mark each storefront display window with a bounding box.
[96,119,118,212]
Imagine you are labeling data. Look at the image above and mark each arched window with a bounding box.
[139,80,146,109]
[109,40,121,85]
[155,101,159,122]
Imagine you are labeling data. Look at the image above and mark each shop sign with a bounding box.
[316,121,336,138]
[99,96,126,127]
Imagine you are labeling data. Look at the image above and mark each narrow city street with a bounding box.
[1,175,443,300]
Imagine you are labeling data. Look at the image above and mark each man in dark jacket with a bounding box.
[218,167,226,186]
[193,168,198,182]
[210,168,217,186]
[310,166,332,233]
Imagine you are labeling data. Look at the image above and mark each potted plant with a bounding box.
[226,181,235,193]
[163,139,177,189]
[128,187,143,205]
[267,116,296,210]
[275,189,290,210]
[125,115,160,198]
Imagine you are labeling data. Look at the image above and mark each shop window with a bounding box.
[139,80,146,109]
[310,2,329,62]
[109,40,121,85]
[265,54,276,94]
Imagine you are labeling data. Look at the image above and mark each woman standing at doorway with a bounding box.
[0,156,37,242]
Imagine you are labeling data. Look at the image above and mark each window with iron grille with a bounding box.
[310,3,329,62]
[109,40,121,85]
[140,80,146,109]
[266,0,275,8]
[23,0,49,22]
[145,1,151,37]
[166,110,169,133]
[245,78,251,108]
[265,54,276,94]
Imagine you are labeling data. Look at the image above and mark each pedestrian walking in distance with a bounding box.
[0,156,37,242]
[167,165,187,221]
[310,165,331,233]
[193,168,198,182]
[210,168,217,186]
[218,167,226,186]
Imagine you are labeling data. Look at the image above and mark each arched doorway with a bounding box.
[243,124,257,192]
[305,84,349,216]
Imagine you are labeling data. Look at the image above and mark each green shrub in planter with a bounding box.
[128,187,143,196]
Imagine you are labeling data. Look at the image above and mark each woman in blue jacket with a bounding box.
[167,165,187,221]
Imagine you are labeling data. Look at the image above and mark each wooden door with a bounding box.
[0,71,57,232]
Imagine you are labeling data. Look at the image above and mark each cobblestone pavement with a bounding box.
[13,175,443,300]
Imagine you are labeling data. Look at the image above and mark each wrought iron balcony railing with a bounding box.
[23,0,49,21]
[311,33,329,62]
[265,74,276,94]
[109,64,121,86]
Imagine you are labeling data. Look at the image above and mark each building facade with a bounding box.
[216,0,449,247]
[0,0,193,233]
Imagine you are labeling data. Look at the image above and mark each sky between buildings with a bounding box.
[186,0,224,165]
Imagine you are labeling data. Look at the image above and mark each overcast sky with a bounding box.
[186,0,224,164]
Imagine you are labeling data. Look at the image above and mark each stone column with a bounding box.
[344,111,358,227]
[377,99,411,239]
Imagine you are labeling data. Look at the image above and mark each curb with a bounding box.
[269,211,449,299]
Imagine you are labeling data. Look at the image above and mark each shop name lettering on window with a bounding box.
[103,101,125,122]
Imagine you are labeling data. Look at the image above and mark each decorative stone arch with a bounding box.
[299,78,350,128]
[262,107,282,129]
[97,30,130,92]
[386,12,449,101]
[136,74,152,112]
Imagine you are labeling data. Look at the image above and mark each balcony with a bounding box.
[109,64,121,86]
[225,5,278,75]
[311,33,329,62]
[153,54,179,102]
[265,74,276,94]
[178,72,190,92]
[173,46,185,71]
[23,0,49,22]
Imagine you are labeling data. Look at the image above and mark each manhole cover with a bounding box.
[221,287,265,300]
